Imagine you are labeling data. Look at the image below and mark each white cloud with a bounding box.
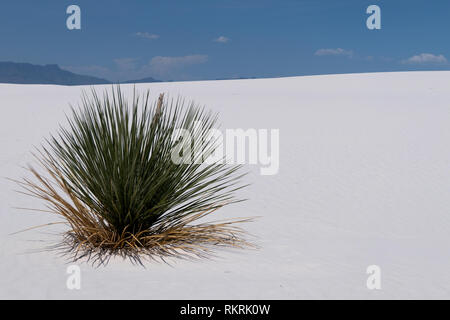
[135,32,160,40]
[113,58,138,71]
[149,55,208,76]
[213,36,231,43]
[62,55,208,82]
[401,53,448,65]
[150,55,208,67]
[315,48,353,58]
[62,65,111,79]
[64,59,140,81]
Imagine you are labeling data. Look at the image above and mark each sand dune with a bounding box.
[1,71,450,299]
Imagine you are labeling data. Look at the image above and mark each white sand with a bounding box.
[1,71,450,299]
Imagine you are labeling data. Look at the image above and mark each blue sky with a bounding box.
[0,0,449,81]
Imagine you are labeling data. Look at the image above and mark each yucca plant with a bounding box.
[17,86,252,265]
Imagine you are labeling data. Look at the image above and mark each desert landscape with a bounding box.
[1,71,450,299]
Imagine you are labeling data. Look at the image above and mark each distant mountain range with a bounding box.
[124,77,163,84]
[0,61,262,85]
[0,62,163,85]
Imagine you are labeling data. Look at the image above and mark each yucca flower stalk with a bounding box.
[17,86,253,266]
